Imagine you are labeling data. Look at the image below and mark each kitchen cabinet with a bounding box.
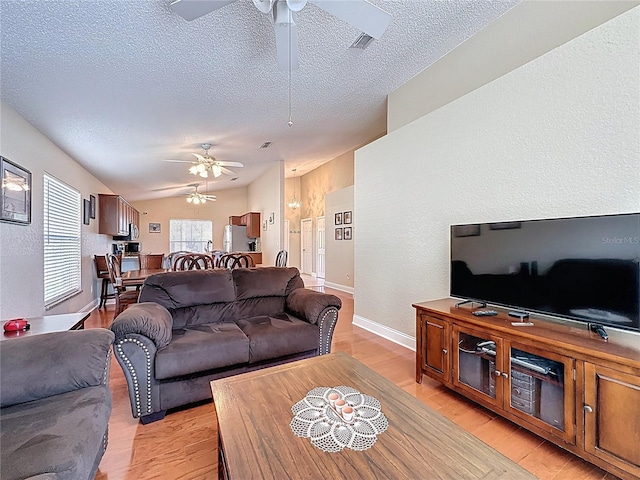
[244,212,260,238]
[99,194,139,237]
[583,363,640,478]
[414,299,640,480]
[229,212,261,238]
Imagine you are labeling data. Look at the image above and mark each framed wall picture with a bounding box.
[149,222,161,233]
[343,226,352,240]
[335,227,343,240]
[1,156,32,225]
[335,212,342,225]
[83,199,91,225]
[89,194,96,219]
[343,211,352,224]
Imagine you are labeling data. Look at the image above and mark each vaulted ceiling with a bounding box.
[1,0,517,200]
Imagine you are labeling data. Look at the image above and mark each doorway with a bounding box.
[283,219,290,263]
[301,218,313,275]
[316,216,325,279]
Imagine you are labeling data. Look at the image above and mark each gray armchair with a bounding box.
[0,328,114,480]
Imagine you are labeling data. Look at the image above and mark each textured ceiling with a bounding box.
[1,0,517,200]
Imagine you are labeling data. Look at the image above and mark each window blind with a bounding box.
[169,219,213,253]
[44,174,81,307]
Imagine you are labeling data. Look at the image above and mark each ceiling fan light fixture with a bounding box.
[212,165,223,177]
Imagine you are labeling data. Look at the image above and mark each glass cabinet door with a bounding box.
[453,326,503,408]
[505,342,575,444]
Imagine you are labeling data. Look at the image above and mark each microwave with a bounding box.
[125,242,141,253]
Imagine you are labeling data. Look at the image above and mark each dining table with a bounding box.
[120,268,169,287]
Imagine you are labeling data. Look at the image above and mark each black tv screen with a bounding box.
[450,213,640,332]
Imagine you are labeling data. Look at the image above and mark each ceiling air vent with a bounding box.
[230,177,238,181]
[349,33,374,50]
[259,141,272,149]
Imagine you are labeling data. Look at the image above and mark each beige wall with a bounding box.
[285,149,355,271]
[247,162,283,266]
[0,102,114,318]
[355,7,640,343]
[132,187,248,254]
[325,186,354,291]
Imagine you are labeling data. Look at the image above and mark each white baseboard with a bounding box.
[352,315,416,352]
[79,299,99,314]
[324,281,354,295]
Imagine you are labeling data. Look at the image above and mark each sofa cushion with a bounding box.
[0,386,111,480]
[140,269,236,309]
[155,322,250,379]
[235,313,319,363]
[232,267,303,300]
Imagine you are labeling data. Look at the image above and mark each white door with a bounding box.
[316,216,325,279]
[301,218,313,275]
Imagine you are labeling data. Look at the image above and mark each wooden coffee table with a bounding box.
[0,312,89,341]
[211,351,536,479]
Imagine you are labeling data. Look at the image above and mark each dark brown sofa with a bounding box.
[110,267,341,423]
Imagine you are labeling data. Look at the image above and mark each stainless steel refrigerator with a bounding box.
[223,225,249,252]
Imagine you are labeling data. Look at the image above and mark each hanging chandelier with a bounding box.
[288,168,301,210]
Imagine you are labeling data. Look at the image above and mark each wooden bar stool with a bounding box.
[94,255,114,308]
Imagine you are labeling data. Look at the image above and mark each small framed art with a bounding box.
[335,212,342,225]
[335,227,343,240]
[89,195,96,219]
[343,211,352,224]
[1,156,31,225]
[83,199,91,225]
[149,222,161,233]
[343,227,352,240]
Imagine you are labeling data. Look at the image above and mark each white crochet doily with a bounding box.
[290,385,388,452]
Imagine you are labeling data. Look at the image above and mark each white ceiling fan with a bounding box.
[162,143,244,178]
[169,0,392,71]
[186,184,217,204]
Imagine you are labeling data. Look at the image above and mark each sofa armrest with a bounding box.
[110,302,173,348]
[286,288,342,325]
[0,328,114,408]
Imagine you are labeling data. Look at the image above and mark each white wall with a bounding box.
[355,8,640,339]
[248,161,283,266]
[325,186,354,292]
[388,1,639,132]
[0,102,113,318]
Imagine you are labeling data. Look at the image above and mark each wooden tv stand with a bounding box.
[413,299,640,480]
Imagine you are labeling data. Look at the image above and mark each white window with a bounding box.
[44,174,81,307]
[169,219,213,253]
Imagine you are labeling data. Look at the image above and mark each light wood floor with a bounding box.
[90,288,618,480]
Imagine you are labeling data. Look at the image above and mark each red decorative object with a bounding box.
[3,318,30,332]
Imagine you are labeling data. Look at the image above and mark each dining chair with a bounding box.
[166,251,191,270]
[105,253,139,316]
[216,253,254,269]
[139,253,164,269]
[275,250,288,267]
[94,255,114,308]
[174,253,215,270]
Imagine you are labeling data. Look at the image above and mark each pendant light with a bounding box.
[288,169,301,210]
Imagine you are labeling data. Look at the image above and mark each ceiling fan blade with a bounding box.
[162,159,197,164]
[219,167,237,176]
[273,4,299,71]
[309,0,391,39]
[170,0,238,21]
[216,161,244,168]
[192,153,207,161]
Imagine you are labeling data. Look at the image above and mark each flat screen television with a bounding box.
[450,213,640,333]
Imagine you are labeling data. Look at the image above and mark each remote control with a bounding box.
[511,322,534,327]
[472,310,498,316]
